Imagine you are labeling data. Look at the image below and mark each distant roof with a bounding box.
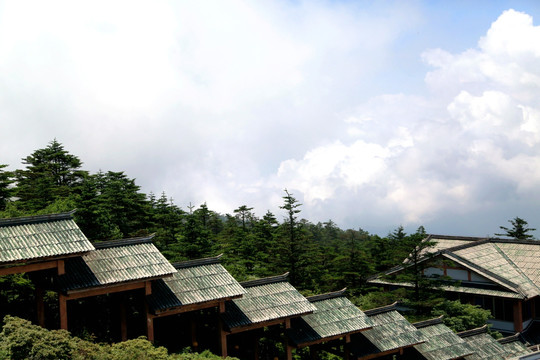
[373,235,540,300]
[287,289,372,347]
[59,236,176,292]
[221,273,316,332]
[458,326,531,360]
[0,211,94,265]
[369,278,524,299]
[498,334,532,359]
[413,317,474,360]
[349,303,424,358]
[147,254,245,313]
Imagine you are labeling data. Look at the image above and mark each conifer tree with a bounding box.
[14,139,86,212]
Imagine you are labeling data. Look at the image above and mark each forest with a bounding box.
[0,140,500,358]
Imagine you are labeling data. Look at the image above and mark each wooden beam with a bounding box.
[66,281,146,300]
[228,318,286,334]
[0,261,58,276]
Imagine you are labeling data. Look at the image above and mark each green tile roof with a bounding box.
[413,317,474,360]
[349,303,424,358]
[221,273,316,331]
[498,335,532,359]
[0,211,94,265]
[452,242,540,298]
[459,326,511,360]
[371,236,540,300]
[369,278,524,299]
[60,236,176,292]
[147,254,246,313]
[287,289,372,347]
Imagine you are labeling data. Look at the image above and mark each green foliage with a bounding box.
[0,164,14,211]
[13,139,86,212]
[431,300,492,332]
[0,316,233,360]
[109,337,169,360]
[355,288,407,310]
[496,217,536,240]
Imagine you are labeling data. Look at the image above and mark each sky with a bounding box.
[1,0,540,238]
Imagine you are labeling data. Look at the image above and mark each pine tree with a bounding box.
[0,164,14,211]
[14,140,86,212]
[496,217,536,240]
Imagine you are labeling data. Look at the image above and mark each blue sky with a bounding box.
[1,1,540,238]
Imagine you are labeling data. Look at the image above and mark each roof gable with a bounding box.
[287,290,372,347]
[453,242,540,298]
[459,326,510,360]
[60,236,176,292]
[0,211,94,265]
[147,255,245,313]
[413,317,474,360]
[221,274,316,331]
[349,303,424,358]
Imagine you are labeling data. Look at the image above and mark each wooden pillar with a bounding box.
[59,294,68,330]
[36,286,45,327]
[191,315,198,352]
[344,334,351,360]
[253,332,259,360]
[144,281,154,342]
[58,260,68,330]
[219,302,228,358]
[57,260,65,275]
[119,294,128,341]
[514,300,523,332]
[285,319,293,360]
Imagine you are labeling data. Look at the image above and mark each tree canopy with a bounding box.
[496,217,536,240]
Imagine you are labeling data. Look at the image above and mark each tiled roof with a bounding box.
[372,236,540,300]
[452,242,540,298]
[413,317,474,360]
[59,236,176,292]
[420,235,486,256]
[498,334,532,359]
[221,273,316,331]
[458,326,512,360]
[0,211,94,265]
[147,254,245,313]
[287,289,372,347]
[349,303,424,358]
[369,278,524,299]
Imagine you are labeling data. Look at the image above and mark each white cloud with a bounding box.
[271,8,540,234]
[1,3,540,237]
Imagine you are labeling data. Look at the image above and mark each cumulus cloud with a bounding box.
[1,3,539,237]
[274,9,540,235]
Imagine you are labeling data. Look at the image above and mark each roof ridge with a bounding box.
[173,254,223,269]
[413,315,444,329]
[240,273,289,288]
[364,302,398,316]
[497,333,521,344]
[307,288,347,303]
[441,238,490,252]
[93,234,155,249]
[442,251,523,295]
[428,234,490,241]
[457,325,488,338]
[0,210,76,227]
